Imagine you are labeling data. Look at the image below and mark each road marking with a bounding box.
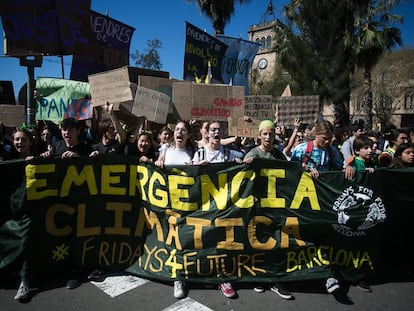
[162,297,214,311]
[91,275,149,297]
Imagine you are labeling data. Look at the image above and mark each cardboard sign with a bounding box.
[88,67,133,107]
[172,82,245,121]
[277,95,320,127]
[0,104,25,127]
[245,95,273,120]
[228,117,261,138]
[130,86,170,124]
[137,76,176,94]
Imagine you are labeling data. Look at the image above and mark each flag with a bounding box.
[0,0,95,56]
[217,35,260,95]
[183,22,227,83]
[70,10,135,82]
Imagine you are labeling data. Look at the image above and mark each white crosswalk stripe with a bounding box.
[91,276,213,310]
[161,297,214,311]
[90,275,149,297]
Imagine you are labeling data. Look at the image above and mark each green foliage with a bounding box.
[130,39,163,70]
[272,0,354,126]
[188,0,250,35]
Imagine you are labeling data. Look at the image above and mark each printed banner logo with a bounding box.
[332,186,386,236]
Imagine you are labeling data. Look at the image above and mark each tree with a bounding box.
[274,0,356,127]
[188,0,250,35]
[351,48,414,129]
[347,0,403,130]
[130,39,163,70]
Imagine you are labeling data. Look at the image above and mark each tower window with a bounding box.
[266,36,272,49]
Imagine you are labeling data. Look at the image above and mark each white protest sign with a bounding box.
[88,66,133,106]
[245,95,274,120]
[228,117,261,138]
[131,86,170,124]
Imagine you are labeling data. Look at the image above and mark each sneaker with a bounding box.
[14,281,29,300]
[174,280,185,299]
[270,282,293,299]
[88,268,106,282]
[326,277,340,294]
[219,282,236,298]
[357,281,372,292]
[254,286,265,293]
[66,273,81,289]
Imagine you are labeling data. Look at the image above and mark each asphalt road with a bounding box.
[1,271,414,311]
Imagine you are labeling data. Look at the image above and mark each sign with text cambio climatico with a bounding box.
[172,82,244,121]
[88,67,134,107]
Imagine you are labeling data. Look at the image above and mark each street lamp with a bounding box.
[19,56,43,126]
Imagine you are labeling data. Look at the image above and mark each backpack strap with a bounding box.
[223,146,230,162]
[302,140,313,165]
[197,146,206,161]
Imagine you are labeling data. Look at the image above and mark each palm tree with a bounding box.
[348,0,403,130]
[188,0,250,36]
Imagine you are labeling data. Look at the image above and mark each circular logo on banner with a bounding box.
[332,186,386,237]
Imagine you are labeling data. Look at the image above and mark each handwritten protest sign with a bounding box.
[245,95,274,120]
[35,78,91,121]
[70,11,135,82]
[183,22,227,83]
[0,104,24,127]
[88,67,133,107]
[277,95,320,126]
[63,99,93,120]
[129,86,170,124]
[228,117,261,138]
[172,82,244,121]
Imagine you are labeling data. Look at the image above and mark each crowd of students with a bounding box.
[1,108,414,302]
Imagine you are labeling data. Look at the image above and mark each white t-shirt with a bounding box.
[192,145,235,164]
[163,147,193,165]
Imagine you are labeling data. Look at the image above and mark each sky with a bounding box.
[1,0,413,99]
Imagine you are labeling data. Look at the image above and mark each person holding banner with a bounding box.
[39,117,97,289]
[389,143,414,168]
[290,120,344,179]
[154,120,194,299]
[8,128,36,301]
[40,118,96,160]
[243,119,287,163]
[243,119,293,300]
[125,131,157,164]
[192,120,243,165]
[290,120,349,294]
[192,120,242,299]
[195,120,242,150]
